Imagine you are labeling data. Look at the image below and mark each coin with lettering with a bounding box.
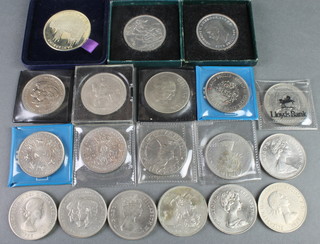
[258,183,307,233]
[196,13,239,51]
[18,131,65,178]
[43,10,91,51]
[208,184,257,235]
[108,190,157,240]
[158,186,208,237]
[58,188,107,238]
[8,190,57,240]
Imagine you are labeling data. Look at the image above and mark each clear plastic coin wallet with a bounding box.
[196,66,258,121]
[8,124,73,187]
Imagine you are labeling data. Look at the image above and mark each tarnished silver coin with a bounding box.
[108,190,157,240]
[196,13,239,51]
[260,134,306,180]
[204,72,249,113]
[263,83,308,126]
[58,188,107,238]
[21,74,65,115]
[258,183,307,233]
[144,72,190,114]
[158,186,208,237]
[80,127,127,173]
[17,131,65,178]
[80,72,127,115]
[8,190,57,240]
[208,184,257,235]
[139,129,187,175]
[205,133,254,179]
[43,10,91,51]
[123,15,166,52]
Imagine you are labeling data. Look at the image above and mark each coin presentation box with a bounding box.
[182,0,258,66]
[21,0,109,70]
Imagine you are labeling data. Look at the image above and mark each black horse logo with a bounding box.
[279,96,295,108]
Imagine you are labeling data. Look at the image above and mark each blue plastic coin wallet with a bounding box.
[196,66,258,120]
[8,124,73,187]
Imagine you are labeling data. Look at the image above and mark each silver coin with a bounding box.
[260,134,306,180]
[205,133,254,179]
[108,190,157,240]
[123,15,166,52]
[8,190,57,240]
[263,83,308,126]
[144,72,190,114]
[80,73,127,115]
[204,72,250,113]
[80,127,127,173]
[158,186,208,237]
[196,13,239,51]
[17,131,65,178]
[58,188,107,238]
[258,183,307,233]
[21,74,65,115]
[208,184,257,235]
[139,129,187,175]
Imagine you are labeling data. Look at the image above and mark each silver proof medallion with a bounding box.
[58,188,107,238]
[17,131,65,178]
[108,190,157,240]
[204,72,250,113]
[21,74,66,115]
[144,72,190,114]
[80,127,127,174]
[258,183,307,233]
[260,134,306,180]
[123,15,166,52]
[263,83,308,126]
[196,13,239,51]
[139,129,187,176]
[208,184,257,235]
[205,133,254,179]
[8,191,57,240]
[80,73,127,115]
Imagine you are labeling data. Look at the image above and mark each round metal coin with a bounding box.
[58,188,107,238]
[8,190,57,240]
[43,10,91,51]
[80,72,127,115]
[196,13,239,51]
[123,15,166,52]
[158,186,208,237]
[108,190,157,240]
[258,183,307,233]
[208,184,257,235]
[204,72,250,113]
[17,131,65,178]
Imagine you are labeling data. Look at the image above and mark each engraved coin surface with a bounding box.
[144,72,190,114]
[263,83,308,126]
[204,72,249,113]
[123,15,166,52]
[80,127,127,173]
[205,133,254,179]
[260,134,306,180]
[208,184,257,235]
[196,13,239,51]
[81,73,127,115]
[158,186,208,237]
[58,188,107,238]
[108,190,157,240]
[8,190,57,240]
[21,74,65,115]
[43,10,91,51]
[18,132,65,178]
[258,183,307,233]
[139,129,187,175]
